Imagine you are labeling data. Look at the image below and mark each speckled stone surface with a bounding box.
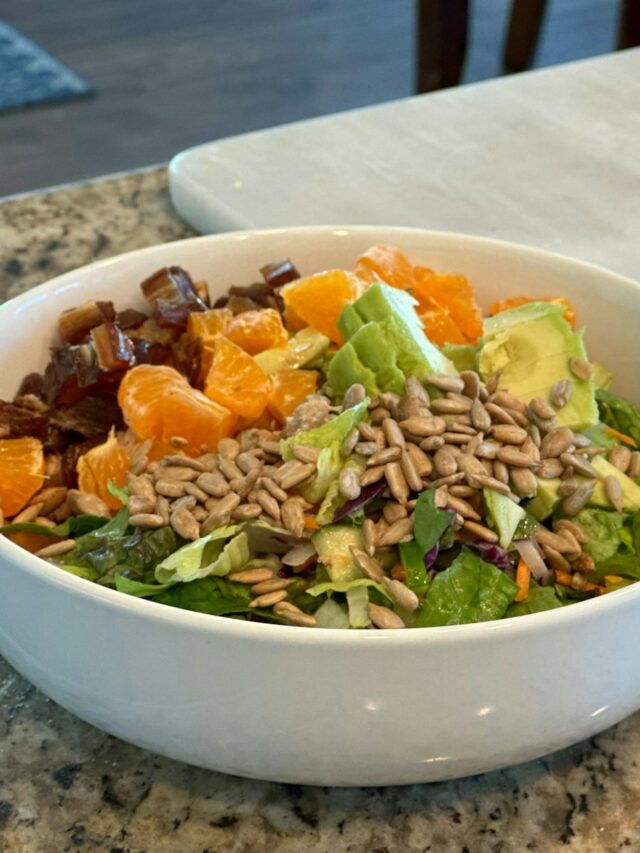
[0,167,196,303]
[2,170,640,852]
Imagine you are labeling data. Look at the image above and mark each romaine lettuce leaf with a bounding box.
[0,514,108,540]
[314,598,350,628]
[416,547,518,627]
[596,388,640,448]
[60,523,179,581]
[316,455,366,526]
[506,582,563,617]
[154,525,245,583]
[398,540,430,597]
[115,575,175,597]
[306,577,390,600]
[414,488,452,555]
[280,403,368,502]
[152,576,254,616]
[346,585,371,628]
[573,508,625,564]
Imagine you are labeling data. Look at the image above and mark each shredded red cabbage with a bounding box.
[466,540,512,571]
[423,542,440,569]
[333,480,387,523]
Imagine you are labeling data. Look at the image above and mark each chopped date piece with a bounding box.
[193,279,211,306]
[49,393,125,439]
[58,300,116,345]
[128,318,177,346]
[220,295,260,315]
[260,259,300,288]
[153,298,205,328]
[96,301,116,322]
[223,282,285,314]
[61,438,101,488]
[90,323,136,371]
[172,334,202,387]
[141,266,205,307]
[129,336,172,365]
[16,372,45,399]
[44,424,68,453]
[141,266,207,329]
[116,308,148,330]
[43,343,103,404]
[0,400,49,440]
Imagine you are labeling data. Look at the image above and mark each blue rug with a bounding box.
[0,19,93,112]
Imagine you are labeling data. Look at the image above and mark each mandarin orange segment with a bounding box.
[187,308,233,341]
[118,364,236,456]
[419,307,468,346]
[203,336,272,420]
[4,531,63,553]
[489,296,577,329]
[77,430,130,510]
[268,369,318,423]
[225,309,288,355]
[355,244,416,290]
[281,269,362,344]
[0,437,45,519]
[413,267,483,343]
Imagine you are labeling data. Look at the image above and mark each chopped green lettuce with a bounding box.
[398,540,430,597]
[115,575,175,597]
[153,576,255,617]
[414,488,451,555]
[346,585,371,628]
[596,388,640,449]
[107,480,129,507]
[416,548,518,627]
[306,577,389,600]
[0,514,108,540]
[316,455,366,525]
[314,598,350,629]
[280,402,368,502]
[506,582,563,617]
[573,508,625,565]
[154,526,247,584]
[60,523,179,582]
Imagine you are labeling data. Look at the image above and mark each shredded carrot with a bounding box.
[303,516,319,530]
[602,425,637,447]
[514,558,531,602]
[391,562,406,582]
[554,569,603,593]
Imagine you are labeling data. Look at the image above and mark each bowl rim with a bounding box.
[2,223,639,646]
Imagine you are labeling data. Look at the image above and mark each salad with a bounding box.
[1,244,639,630]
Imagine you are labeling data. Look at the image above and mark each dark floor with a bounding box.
[0,0,619,197]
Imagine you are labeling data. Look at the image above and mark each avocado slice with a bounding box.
[478,302,598,430]
[527,455,640,520]
[312,525,365,582]
[442,343,478,373]
[484,489,526,548]
[254,327,329,376]
[326,341,379,396]
[329,283,456,396]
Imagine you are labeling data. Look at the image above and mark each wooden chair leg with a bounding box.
[503,0,548,74]
[618,0,640,49]
[415,0,469,93]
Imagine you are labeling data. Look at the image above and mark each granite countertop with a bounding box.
[1,169,640,852]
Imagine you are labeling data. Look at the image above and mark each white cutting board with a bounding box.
[169,50,640,279]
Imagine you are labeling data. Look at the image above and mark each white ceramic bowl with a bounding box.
[1,227,639,787]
